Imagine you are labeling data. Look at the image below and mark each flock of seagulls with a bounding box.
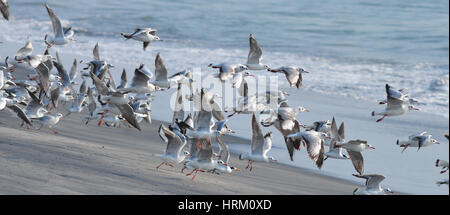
[1,3,448,195]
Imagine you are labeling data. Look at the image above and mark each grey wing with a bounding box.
[93,43,100,60]
[172,84,185,124]
[211,100,225,121]
[50,85,60,108]
[216,135,230,164]
[385,84,405,108]
[196,108,212,132]
[347,150,364,175]
[0,0,9,20]
[117,69,127,89]
[53,61,71,87]
[114,103,141,131]
[35,60,51,96]
[69,59,78,81]
[131,68,150,88]
[7,104,32,126]
[89,71,110,95]
[87,87,96,116]
[154,53,168,81]
[148,28,157,36]
[196,138,214,162]
[79,80,87,95]
[45,3,64,37]
[365,174,386,190]
[160,125,185,155]
[251,113,265,154]
[303,133,325,169]
[247,34,262,65]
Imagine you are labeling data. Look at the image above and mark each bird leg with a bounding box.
[400,144,408,153]
[441,167,448,174]
[376,115,386,123]
[98,115,104,127]
[168,163,174,168]
[196,138,201,150]
[156,162,165,170]
[246,160,250,169]
[36,124,43,131]
[49,127,58,134]
[186,169,196,176]
[249,161,254,171]
[191,170,200,180]
[227,111,239,118]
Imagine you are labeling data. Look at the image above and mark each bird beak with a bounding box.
[369,145,375,149]
[304,70,310,73]
[304,109,309,112]
[235,168,241,172]
[413,107,420,111]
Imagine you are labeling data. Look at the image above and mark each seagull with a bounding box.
[261,111,302,161]
[352,174,393,195]
[24,89,47,118]
[184,138,217,180]
[436,159,449,174]
[324,117,348,160]
[156,124,190,170]
[227,79,269,118]
[117,67,161,94]
[208,63,248,82]
[89,71,141,131]
[212,136,240,174]
[120,28,162,51]
[327,117,365,175]
[239,114,276,171]
[286,130,327,169]
[14,41,33,62]
[396,132,440,152]
[245,34,270,70]
[35,113,64,134]
[0,0,9,21]
[335,139,374,152]
[232,70,254,88]
[268,66,309,88]
[372,84,419,122]
[436,179,449,186]
[44,3,75,47]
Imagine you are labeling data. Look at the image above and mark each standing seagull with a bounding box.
[0,0,9,21]
[44,3,75,47]
[268,66,309,88]
[156,124,190,170]
[120,28,162,51]
[245,34,270,70]
[35,113,64,134]
[239,114,277,171]
[396,132,440,152]
[372,84,419,122]
[352,174,393,195]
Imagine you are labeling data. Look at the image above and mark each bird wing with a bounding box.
[45,3,64,38]
[89,71,111,95]
[247,34,262,65]
[69,59,78,81]
[35,60,52,96]
[7,104,32,126]
[93,43,100,60]
[251,113,265,154]
[154,53,168,82]
[196,138,214,162]
[117,69,128,89]
[302,132,325,169]
[0,0,9,20]
[172,84,185,124]
[347,150,364,175]
[53,61,71,87]
[114,103,141,131]
[216,135,230,164]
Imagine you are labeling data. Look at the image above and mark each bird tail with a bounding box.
[371,111,375,116]
[436,159,440,167]
[120,32,131,39]
[238,153,244,160]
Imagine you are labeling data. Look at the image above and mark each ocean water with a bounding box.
[1,0,449,117]
[0,0,449,194]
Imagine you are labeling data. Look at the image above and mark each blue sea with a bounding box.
[1,0,448,117]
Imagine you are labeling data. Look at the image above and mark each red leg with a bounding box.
[98,115,104,127]
[156,162,165,170]
[186,169,196,176]
[191,170,199,180]
[376,115,386,122]
[250,161,254,171]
